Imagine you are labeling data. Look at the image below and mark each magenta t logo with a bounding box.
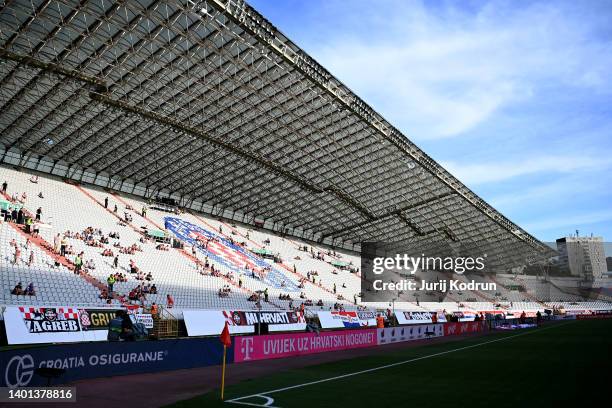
[240,337,254,360]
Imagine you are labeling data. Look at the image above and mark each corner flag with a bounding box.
[220,321,232,347]
[220,321,231,400]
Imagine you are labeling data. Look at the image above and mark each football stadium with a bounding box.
[0,0,610,407]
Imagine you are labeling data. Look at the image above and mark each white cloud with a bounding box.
[309,0,612,139]
[440,155,612,185]
[489,178,593,209]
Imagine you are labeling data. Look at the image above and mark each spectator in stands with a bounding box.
[24,282,35,296]
[11,282,23,296]
[28,251,34,267]
[107,311,123,341]
[113,204,118,213]
[264,288,269,302]
[129,259,138,274]
[376,314,385,328]
[150,303,159,317]
[13,246,21,265]
[1,180,6,193]
[60,236,67,256]
[150,284,158,294]
[128,288,138,301]
[113,255,119,268]
[29,175,38,183]
[119,310,135,341]
[166,294,174,308]
[24,217,33,233]
[104,196,108,208]
[99,289,108,299]
[16,208,24,224]
[35,207,42,221]
[10,207,17,223]
[107,274,116,293]
[74,252,83,274]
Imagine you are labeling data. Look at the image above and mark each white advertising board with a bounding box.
[183,310,306,336]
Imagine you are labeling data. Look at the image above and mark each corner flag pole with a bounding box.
[219,321,231,400]
[221,344,227,400]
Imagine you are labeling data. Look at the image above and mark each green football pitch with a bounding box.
[168,319,611,408]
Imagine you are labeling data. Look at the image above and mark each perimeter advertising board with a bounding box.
[395,311,447,325]
[184,309,306,336]
[0,337,227,387]
[234,328,377,362]
[317,311,377,328]
[377,324,444,344]
[3,306,116,344]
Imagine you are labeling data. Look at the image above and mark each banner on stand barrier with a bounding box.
[317,311,377,328]
[395,311,447,325]
[377,324,444,345]
[184,309,305,336]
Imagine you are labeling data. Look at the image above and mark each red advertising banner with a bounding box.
[234,328,377,362]
[443,321,486,336]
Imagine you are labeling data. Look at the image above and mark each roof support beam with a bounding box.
[321,191,456,239]
[90,92,321,193]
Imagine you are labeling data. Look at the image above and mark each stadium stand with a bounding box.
[0,0,610,323]
[2,166,611,317]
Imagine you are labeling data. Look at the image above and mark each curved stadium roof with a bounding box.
[0,0,553,270]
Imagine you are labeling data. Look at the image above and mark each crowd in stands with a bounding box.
[11,282,36,296]
[5,176,609,318]
[2,179,180,309]
[218,285,232,297]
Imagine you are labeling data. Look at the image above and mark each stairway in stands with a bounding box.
[1,189,115,304]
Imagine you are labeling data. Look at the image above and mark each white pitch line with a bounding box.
[226,323,569,407]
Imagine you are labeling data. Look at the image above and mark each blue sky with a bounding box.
[249,0,612,243]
